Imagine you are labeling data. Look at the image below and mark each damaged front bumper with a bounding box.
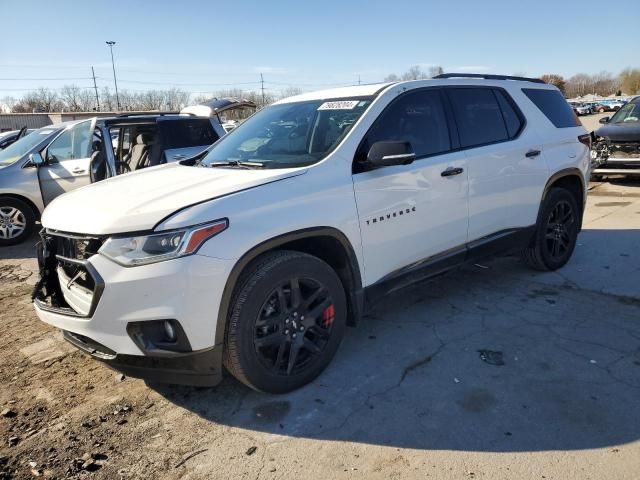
[32,229,231,387]
[591,139,640,175]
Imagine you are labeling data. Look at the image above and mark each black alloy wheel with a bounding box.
[544,200,575,262]
[223,250,347,393]
[254,277,335,376]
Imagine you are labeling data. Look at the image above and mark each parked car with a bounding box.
[0,114,225,245]
[33,74,589,392]
[582,102,599,114]
[591,96,640,178]
[594,100,625,113]
[569,102,591,116]
[0,127,35,150]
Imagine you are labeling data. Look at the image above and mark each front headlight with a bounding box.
[99,219,228,267]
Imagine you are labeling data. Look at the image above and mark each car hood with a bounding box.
[595,122,640,142]
[42,163,306,235]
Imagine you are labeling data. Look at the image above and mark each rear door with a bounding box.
[352,88,469,284]
[446,87,548,241]
[39,119,95,205]
[157,118,220,163]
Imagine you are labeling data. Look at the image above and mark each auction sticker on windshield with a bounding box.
[318,100,360,110]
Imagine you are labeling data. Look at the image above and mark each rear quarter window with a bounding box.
[522,88,580,128]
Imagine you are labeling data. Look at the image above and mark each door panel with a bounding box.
[39,158,91,204]
[446,87,548,241]
[39,119,94,205]
[353,152,468,284]
[352,88,469,285]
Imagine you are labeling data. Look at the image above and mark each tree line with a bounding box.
[2,67,638,113]
[1,85,304,114]
[541,68,640,97]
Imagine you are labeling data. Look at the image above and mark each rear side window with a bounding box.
[522,88,580,128]
[159,119,219,149]
[447,88,508,148]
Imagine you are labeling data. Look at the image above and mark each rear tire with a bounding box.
[522,188,579,271]
[0,197,36,247]
[223,250,347,393]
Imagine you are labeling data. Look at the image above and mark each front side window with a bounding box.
[448,88,508,148]
[200,97,373,169]
[356,89,451,163]
[46,121,93,163]
[608,102,640,124]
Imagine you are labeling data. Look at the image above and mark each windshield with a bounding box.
[0,127,60,166]
[199,97,373,168]
[608,103,640,124]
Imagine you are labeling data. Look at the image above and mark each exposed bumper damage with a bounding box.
[32,229,224,387]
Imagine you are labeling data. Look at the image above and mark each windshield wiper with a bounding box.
[207,160,265,169]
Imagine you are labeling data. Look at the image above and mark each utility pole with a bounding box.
[91,66,100,111]
[358,75,361,85]
[106,41,121,110]
[260,73,265,107]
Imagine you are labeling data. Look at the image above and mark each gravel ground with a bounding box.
[1,180,639,479]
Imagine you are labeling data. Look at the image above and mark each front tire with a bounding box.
[0,197,36,247]
[522,188,579,271]
[223,250,347,393]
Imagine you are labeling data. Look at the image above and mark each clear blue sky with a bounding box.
[1,0,638,98]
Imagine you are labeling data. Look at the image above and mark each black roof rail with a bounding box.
[433,73,546,84]
[115,111,189,118]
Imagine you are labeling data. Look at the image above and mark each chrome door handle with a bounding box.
[525,149,541,158]
[72,168,86,174]
[441,167,464,177]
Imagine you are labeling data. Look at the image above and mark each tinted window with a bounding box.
[495,90,524,137]
[522,88,580,128]
[448,88,508,147]
[357,89,450,162]
[160,119,218,149]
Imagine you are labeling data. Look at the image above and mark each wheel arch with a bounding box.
[0,193,42,221]
[214,227,364,346]
[540,168,586,231]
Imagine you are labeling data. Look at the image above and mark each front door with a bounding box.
[39,119,95,205]
[352,88,469,285]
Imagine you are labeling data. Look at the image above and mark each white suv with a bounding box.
[33,74,590,393]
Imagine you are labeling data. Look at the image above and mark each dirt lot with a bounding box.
[1,177,640,479]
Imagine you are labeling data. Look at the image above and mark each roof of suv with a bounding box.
[276,76,553,105]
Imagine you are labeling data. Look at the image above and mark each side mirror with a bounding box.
[28,152,44,167]
[599,117,610,124]
[367,141,416,168]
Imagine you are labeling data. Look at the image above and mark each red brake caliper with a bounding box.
[322,304,335,327]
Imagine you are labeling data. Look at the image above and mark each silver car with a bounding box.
[0,119,95,245]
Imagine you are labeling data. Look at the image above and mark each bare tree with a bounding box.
[279,87,303,99]
[540,74,566,94]
[619,68,640,95]
[427,66,444,78]
[385,65,443,82]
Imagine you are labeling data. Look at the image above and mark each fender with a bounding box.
[214,227,364,346]
[539,167,586,231]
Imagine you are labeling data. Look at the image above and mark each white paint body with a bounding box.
[35,79,590,356]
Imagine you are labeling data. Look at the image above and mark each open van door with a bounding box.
[38,118,96,205]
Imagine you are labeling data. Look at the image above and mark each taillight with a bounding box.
[578,134,591,149]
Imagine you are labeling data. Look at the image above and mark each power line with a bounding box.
[0,77,94,81]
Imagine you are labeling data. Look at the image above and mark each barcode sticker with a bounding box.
[318,100,360,110]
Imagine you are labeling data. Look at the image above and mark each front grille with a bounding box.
[33,230,105,317]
